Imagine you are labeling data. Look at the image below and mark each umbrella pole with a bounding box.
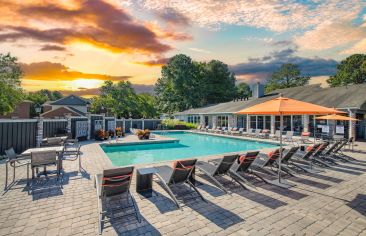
[279,114,283,183]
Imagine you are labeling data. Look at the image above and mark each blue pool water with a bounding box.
[101,131,277,166]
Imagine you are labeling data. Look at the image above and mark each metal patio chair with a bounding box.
[4,148,30,190]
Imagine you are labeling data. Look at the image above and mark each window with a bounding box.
[257,116,264,129]
[250,116,256,129]
[187,115,200,124]
[217,116,228,127]
[292,115,303,134]
[265,116,271,130]
[283,116,291,131]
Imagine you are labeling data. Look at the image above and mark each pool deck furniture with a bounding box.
[136,167,158,198]
[95,166,141,235]
[29,150,61,184]
[292,143,323,173]
[41,136,66,147]
[230,151,260,188]
[197,154,244,193]
[22,146,65,155]
[231,127,243,135]
[277,146,300,176]
[62,144,82,173]
[155,159,205,209]
[270,130,281,140]
[4,148,30,190]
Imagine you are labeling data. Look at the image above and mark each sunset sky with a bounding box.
[1,0,366,97]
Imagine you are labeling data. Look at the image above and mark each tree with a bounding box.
[0,53,23,115]
[327,54,366,87]
[235,82,251,100]
[265,63,310,93]
[26,89,64,116]
[90,81,159,118]
[155,54,237,113]
[203,60,236,104]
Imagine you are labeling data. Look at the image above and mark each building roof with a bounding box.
[175,83,366,115]
[49,95,90,106]
[40,106,85,118]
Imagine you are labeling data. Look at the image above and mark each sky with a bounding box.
[1,0,366,97]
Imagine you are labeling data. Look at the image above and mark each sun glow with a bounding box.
[70,79,104,90]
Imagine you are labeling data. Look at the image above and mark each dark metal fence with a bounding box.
[71,117,88,139]
[43,119,67,138]
[0,120,37,154]
[144,119,161,130]
[91,115,103,138]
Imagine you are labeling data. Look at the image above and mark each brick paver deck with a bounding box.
[1,135,365,236]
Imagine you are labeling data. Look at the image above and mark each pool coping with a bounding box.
[98,130,288,168]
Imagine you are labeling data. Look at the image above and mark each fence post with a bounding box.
[66,114,72,137]
[87,113,91,140]
[36,117,44,147]
[142,118,145,130]
[123,118,126,133]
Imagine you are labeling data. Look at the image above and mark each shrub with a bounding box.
[161,119,198,130]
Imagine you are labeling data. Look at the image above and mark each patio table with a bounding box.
[42,136,68,142]
[22,146,64,177]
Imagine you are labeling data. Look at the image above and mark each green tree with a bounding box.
[26,89,64,116]
[90,81,159,118]
[265,63,310,93]
[327,54,366,87]
[203,60,236,104]
[235,82,251,100]
[155,54,237,113]
[0,53,23,115]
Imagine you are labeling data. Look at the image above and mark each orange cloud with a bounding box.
[21,61,131,81]
[134,57,171,67]
[0,0,191,55]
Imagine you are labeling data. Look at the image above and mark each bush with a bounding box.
[161,119,198,130]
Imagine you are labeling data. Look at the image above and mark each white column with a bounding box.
[208,115,213,127]
[101,113,105,131]
[199,114,205,126]
[255,116,258,129]
[246,115,250,131]
[122,118,126,133]
[303,115,309,133]
[290,115,293,131]
[270,115,275,134]
[212,115,217,128]
[36,117,44,147]
[142,118,145,130]
[263,116,266,129]
[228,115,237,128]
[348,110,356,139]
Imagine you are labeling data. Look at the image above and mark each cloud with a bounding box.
[128,0,364,32]
[40,44,66,51]
[294,21,366,51]
[20,61,131,81]
[341,38,366,54]
[188,48,211,54]
[155,7,190,27]
[230,48,338,83]
[61,84,155,97]
[0,0,184,55]
[134,57,171,67]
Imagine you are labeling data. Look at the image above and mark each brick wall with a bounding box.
[0,101,32,119]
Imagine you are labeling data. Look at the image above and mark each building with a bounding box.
[41,95,90,119]
[0,100,33,119]
[175,83,366,140]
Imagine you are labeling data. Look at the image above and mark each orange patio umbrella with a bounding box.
[315,114,358,121]
[235,95,344,188]
[316,114,358,138]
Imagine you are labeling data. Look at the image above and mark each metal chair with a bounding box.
[62,144,82,172]
[29,150,60,185]
[4,148,30,190]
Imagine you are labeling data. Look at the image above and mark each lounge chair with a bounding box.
[155,159,205,209]
[220,127,227,134]
[197,155,247,193]
[207,126,215,132]
[4,148,30,190]
[94,166,140,234]
[229,127,238,135]
[283,131,294,143]
[252,129,262,138]
[270,130,281,140]
[224,127,234,135]
[243,128,254,137]
[231,127,243,136]
[250,148,285,177]
[215,127,222,133]
[312,142,335,166]
[299,132,312,144]
[291,143,323,173]
[279,146,300,175]
[258,129,270,139]
[230,151,260,187]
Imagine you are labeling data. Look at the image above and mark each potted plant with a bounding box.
[136,129,145,140]
[115,127,122,138]
[143,129,151,139]
[108,129,115,138]
[95,129,105,141]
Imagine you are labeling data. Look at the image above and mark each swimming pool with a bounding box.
[101,131,278,166]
